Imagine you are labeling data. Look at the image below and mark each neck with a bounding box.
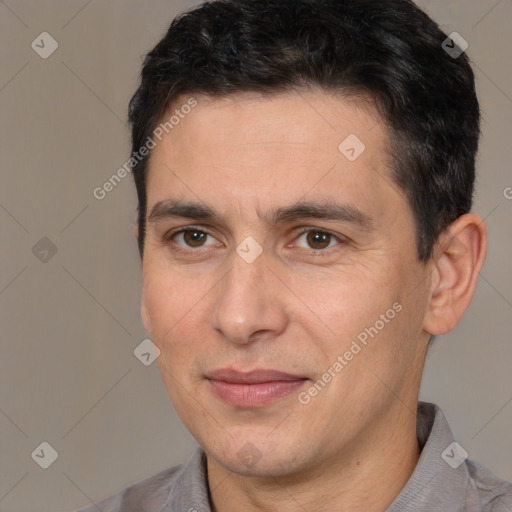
[207,402,421,512]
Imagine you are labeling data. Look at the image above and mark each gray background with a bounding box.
[0,1,511,510]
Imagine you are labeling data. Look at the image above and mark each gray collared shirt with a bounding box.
[76,402,512,511]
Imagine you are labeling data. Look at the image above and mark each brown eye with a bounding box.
[170,229,216,249]
[306,231,331,250]
[182,230,208,247]
[295,228,344,252]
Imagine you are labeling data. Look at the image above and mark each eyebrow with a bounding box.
[147,199,374,230]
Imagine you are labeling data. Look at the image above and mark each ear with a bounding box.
[422,213,487,336]
[141,293,151,334]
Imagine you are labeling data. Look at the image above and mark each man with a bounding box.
[77,0,512,510]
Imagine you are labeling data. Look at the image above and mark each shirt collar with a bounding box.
[386,401,473,511]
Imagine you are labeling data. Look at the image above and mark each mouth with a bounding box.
[206,368,309,407]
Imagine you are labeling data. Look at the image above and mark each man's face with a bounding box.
[141,91,432,477]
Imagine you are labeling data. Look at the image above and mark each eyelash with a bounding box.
[164,225,347,255]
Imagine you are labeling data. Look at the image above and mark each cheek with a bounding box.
[313,266,398,339]
[142,266,210,364]
[142,273,201,400]
[142,267,185,345]
[310,262,417,378]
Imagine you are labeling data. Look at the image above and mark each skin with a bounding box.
[137,90,487,511]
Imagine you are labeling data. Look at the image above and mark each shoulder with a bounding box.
[74,462,184,512]
[466,459,512,511]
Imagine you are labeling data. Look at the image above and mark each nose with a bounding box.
[211,246,289,346]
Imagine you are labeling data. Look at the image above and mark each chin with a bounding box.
[205,432,311,478]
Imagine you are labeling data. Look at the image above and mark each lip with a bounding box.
[206,368,306,383]
[206,368,308,407]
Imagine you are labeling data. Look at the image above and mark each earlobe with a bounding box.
[423,214,487,336]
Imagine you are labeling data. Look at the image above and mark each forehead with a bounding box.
[154,90,385,160]
[145,91,407,226]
